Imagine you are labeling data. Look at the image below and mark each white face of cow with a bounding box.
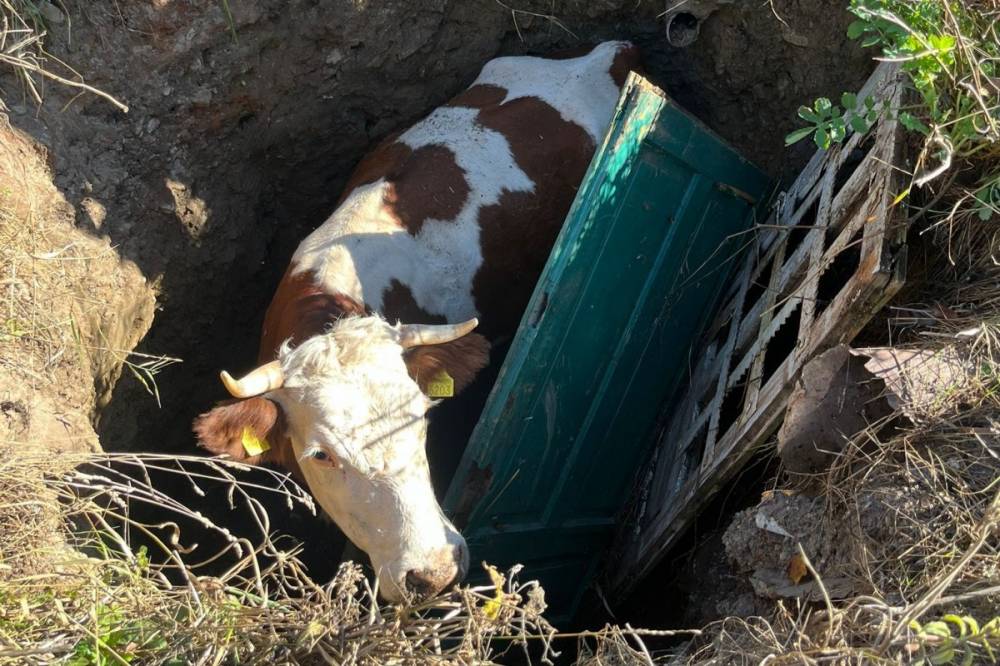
[268,318,469,602]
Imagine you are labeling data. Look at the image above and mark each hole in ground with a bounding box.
[666,12,700,48]
[575,450,780,635]
[62,3,877,632]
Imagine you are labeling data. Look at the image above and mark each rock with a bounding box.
[780,27,810,47]
[326,48,345,65]
[851,346,975,422]
[38,1,65,24]
[777,344,893,474]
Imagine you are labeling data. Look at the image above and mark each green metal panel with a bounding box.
[442,73,772,621]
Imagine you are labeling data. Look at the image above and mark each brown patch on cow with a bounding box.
[382,279,447,325]
[609,42,642,87]
[447,84,507,109]
[259,266,366,362]
[383,145,468,234]
[471,95,595,339]
[339,136,469,236]
[405,333,490,396]
[193,397,304,479]
[339,132,408,199]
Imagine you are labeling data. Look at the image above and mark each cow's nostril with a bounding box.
[404,569,438,598]
[451,543,469,586]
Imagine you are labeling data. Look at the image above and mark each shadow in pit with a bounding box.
[568,450,780,655]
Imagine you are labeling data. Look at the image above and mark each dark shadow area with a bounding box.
[572,450,780,652]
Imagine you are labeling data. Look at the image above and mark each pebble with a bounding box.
[38,1,65,24]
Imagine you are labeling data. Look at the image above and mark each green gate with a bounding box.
[443,73,772,620]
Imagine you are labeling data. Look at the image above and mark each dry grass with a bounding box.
[0,450,695,664]
[684,212,1000,664]
[0,115,167,431]
[0,126,93,390]
[0,0,127,111]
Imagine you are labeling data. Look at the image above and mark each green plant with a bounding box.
[907,614,1000,665]
[68,603,173,666]
[785,92,886,149]
[785,0,998,192]
[219,0,238,44]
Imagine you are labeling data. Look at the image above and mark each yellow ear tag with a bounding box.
[427,370,455,398]
[241,427,270,456]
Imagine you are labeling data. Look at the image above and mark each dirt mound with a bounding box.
[0,122,154,455]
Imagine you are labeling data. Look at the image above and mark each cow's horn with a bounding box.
[398,318,479,348]
[220,360,284,398]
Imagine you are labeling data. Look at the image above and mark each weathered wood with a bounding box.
[609,63,910,599]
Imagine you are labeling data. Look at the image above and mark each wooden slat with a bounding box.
[609,63,910,598]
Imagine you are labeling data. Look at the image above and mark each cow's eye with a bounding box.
[311,450,330,461]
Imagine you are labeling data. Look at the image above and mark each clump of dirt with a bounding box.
[0,122,155,455]
[723,490,863,602]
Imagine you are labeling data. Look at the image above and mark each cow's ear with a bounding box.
[404,333,490,396]
[193,397,286,465]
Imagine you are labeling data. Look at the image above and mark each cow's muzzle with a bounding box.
[403,542,469,600]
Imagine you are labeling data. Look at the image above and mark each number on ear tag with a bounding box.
[241,427,270,456]
[427,370,455,398]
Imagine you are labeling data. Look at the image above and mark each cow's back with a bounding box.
[262,41,638,360]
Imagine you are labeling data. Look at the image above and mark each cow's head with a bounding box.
[193,316,489,602]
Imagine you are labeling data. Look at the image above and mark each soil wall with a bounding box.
[2,0,871,456]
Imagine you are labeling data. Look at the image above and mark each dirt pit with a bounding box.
[2,0,874,623]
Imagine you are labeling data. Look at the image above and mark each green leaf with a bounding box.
[830,117,847,142]
[798,105,821,122]
[785,126,815,145]
[923,621,952,639]
[929,33,956,53]
[929,646,955,665]
[862,34,881,48]
[899,112,930,134]
[814,97,833,117]
[814,126,831,150]
[841,92,858,110]
[850,115,870,133]
[943,615,968,637]
[847,19,867,39]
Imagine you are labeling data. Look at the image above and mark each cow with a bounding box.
[194,41,639,603]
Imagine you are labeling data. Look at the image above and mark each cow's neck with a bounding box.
[258,266,366,363]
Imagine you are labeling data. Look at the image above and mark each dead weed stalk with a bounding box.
[0,450,686,664]
[0,0,126,111]
[686,212,1000,664]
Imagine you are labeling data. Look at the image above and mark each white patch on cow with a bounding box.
[269,317,467,602]
[290,42,629,321]
[292,107,532,320]
[474,40,626,143]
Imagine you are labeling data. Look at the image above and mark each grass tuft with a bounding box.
[0,0,127,112]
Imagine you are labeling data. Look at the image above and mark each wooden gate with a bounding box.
[609,63,910,599]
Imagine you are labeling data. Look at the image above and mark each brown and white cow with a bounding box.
[194,41,639,602]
